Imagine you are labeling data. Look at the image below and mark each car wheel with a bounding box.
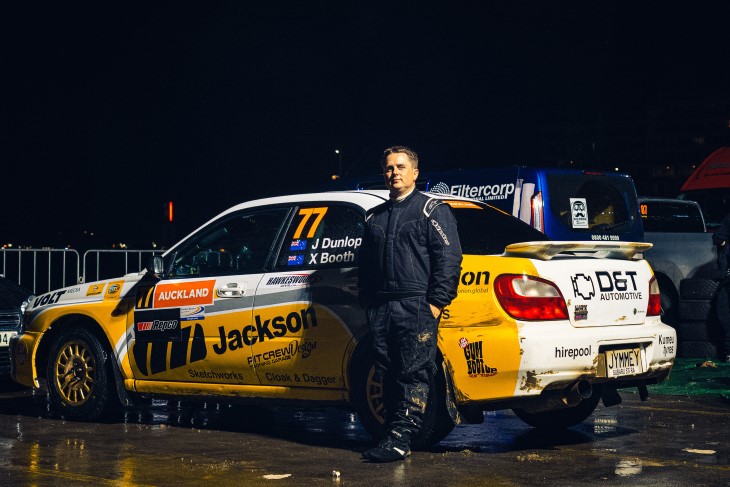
[512,386,602,430]
[351,350,455,448]
[46,327,120,421]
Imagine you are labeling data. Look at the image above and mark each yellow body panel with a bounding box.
[439,254,538,402]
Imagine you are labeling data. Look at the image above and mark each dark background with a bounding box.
[4,2,730,249]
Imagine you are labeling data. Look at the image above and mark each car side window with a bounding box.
[275,205,364,269]
[167,208,289,277]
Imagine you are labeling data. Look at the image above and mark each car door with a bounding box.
[127,207,291,385]
[250,203,366,390]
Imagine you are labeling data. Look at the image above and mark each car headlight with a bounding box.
[19,295,34,332]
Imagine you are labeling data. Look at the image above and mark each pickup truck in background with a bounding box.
[638,197,722,358]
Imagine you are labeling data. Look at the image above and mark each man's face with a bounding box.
[383,152,418,198]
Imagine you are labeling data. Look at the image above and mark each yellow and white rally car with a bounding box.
[10,190,676,445]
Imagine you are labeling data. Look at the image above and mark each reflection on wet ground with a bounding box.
[0,383,727,486]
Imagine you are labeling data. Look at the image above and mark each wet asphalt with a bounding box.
[0,383,727,486]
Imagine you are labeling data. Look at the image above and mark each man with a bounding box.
[712,212,730,362]
[358,146,462,462]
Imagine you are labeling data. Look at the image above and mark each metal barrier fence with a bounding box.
[1,249,160,294]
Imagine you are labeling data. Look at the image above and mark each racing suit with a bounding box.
[358,190,462,442]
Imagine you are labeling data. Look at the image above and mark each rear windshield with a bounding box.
[678,189,730,230]
[640,200,705,232]
[546,174,638,234]
[449,202,549,254]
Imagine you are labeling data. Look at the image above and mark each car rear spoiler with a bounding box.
[502,241,653,261]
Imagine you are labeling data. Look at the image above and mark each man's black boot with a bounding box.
[362,429,411,462]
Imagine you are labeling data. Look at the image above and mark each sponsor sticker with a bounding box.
[445,200,482,209]
[180,306,205,321]
[86,284,105,296]
[153,280,216,308]
[104,281,125,300]
[458,337,469,348]
[570,198,589,228]
[462,340,497,377]
[574,304,588,320]
[265,274,321,287]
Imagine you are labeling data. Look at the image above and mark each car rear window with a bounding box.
[447,201,549,254]
[640,200,705,232]
[546,174,638,234]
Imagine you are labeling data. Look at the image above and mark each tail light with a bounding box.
[531,191,544,232]
[647,276,661,316]
[494,274,569,320]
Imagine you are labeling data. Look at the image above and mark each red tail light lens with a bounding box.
[647,276,661,316]
[494,274,569,320]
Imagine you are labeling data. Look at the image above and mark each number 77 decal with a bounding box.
[293,207,328,239]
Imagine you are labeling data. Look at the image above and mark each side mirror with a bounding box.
[147,256,165,276]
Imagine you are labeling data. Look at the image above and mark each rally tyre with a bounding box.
[512,385,602,430]
[46,327,120,421]
[678,300,712,322]
[680,278,720,300]
[675,320,714,341]
[351,351,455,448]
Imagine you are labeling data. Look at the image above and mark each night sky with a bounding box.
[4,2,730,249]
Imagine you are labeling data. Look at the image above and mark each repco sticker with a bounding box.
[153,280,216,308]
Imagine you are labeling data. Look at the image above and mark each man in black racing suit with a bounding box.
[359,145,462,462]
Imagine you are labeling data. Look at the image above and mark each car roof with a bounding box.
[165,190,483,256]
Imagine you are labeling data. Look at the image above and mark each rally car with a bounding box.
[10,190,676,445]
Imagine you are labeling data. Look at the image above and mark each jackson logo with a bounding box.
[213,307,318,352]
[463,340,497,377]
[153,280,216,308]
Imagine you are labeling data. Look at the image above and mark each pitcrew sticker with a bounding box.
[247,339,317,369]
[462,340,497,377]
[153,280,216,308]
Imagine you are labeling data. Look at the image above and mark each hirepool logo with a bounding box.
[430,181,515,201]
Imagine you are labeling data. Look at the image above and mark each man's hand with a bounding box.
[429,303,442,319]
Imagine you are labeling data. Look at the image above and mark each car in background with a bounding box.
[0,276,33,377]
[638,197,706,233]
[11,191,675,445]
[638,197,724,358]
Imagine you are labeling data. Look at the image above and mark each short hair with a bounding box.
[381,145,419,169]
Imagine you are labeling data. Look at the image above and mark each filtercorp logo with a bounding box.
[430,181,515,201]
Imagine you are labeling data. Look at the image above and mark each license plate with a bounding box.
[0,331,17,348]
[605,348,643,377]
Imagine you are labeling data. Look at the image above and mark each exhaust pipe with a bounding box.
[561,379,592,407]
[521,380,593,413]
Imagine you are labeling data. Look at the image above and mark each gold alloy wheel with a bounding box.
[366,366,386,425]
[53,339,95,405]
